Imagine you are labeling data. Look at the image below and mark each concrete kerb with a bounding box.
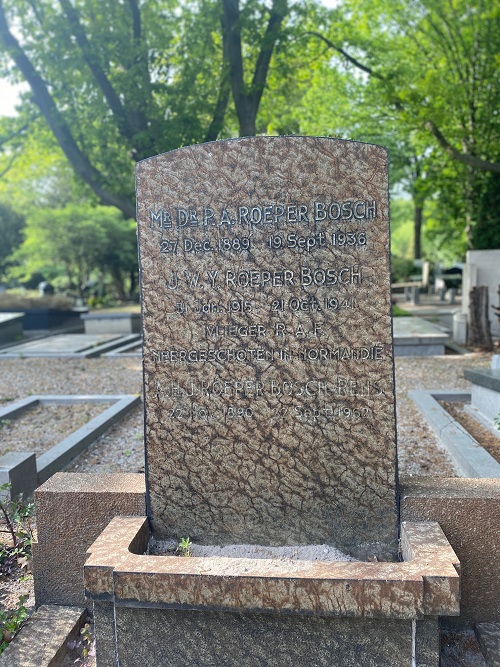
[102,339,142,357]
[0,395,140,497]
[408,390,500,478]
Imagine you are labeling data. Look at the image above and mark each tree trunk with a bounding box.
[413,204,423,259]
[468,285,493,349]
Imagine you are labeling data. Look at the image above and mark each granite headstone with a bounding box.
[136,136,398,560]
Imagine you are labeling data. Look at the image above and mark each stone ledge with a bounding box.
[84,517,460,620]
[464,368,500,393]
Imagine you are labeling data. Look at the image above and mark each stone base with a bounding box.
[85,517,459,667]
[34,473,146,607]
[97,608,437,667]
[464,368,500,423]
[401,476,500,623]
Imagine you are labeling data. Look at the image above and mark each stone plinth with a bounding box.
[464,368,500,423]
[84,516,459,667]
[401,476,500,623]
[136,137,398,560]
[34,473,146,607]
[82,311,141,335]
[393,317,449,357]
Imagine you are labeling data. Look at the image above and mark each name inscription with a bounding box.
[150,200,377,231]
[144,192,388,424]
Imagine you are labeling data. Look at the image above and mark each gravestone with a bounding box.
[136,136,398,560]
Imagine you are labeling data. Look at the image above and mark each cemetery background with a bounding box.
[0,0,498,664]
[0,136,498,666]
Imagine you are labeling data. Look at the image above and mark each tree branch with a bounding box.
[58,0,135,143]
[303,31,385,81]
[0,122,28,147]
[425,120,500,173]
[0,149,22,177]
[250,0,287,112]
[0,0,135,217]
[305,29,499,175]
[221,0,287,136]
[204,62,230,142]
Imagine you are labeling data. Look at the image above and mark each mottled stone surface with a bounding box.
[400,476,500,623]
[114,608,413,667]
[415,618,440,667]
[136,137,398,559]
[93,601,118,667]
[34,473,145,607]
[84,517,460,619]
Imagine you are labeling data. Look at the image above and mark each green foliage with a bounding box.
[0,483,34,653]
[0,202,25,281]
[0,595,28,653]
[470,173,500,250]
[9,204,137,299]
[68,622,95,665]
[390,255,416,283]
[392,304,411,317]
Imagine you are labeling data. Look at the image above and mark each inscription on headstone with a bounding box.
[136,137,398,560]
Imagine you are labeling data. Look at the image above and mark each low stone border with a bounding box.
[393,317,449,357]
[409,390,500,478]
[0,394,140,497]
[82,311,141,335]
[0,605,86,667]
[0,333,140,358]
[102,338,142,357]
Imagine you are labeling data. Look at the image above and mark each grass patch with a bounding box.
[392,304,412,317]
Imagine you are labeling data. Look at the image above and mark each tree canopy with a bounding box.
[0,0,498,268]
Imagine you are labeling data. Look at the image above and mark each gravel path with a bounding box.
[0,351,493,477]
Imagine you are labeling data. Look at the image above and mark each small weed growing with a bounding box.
[176,537,192,557]
[68,622,95,665]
